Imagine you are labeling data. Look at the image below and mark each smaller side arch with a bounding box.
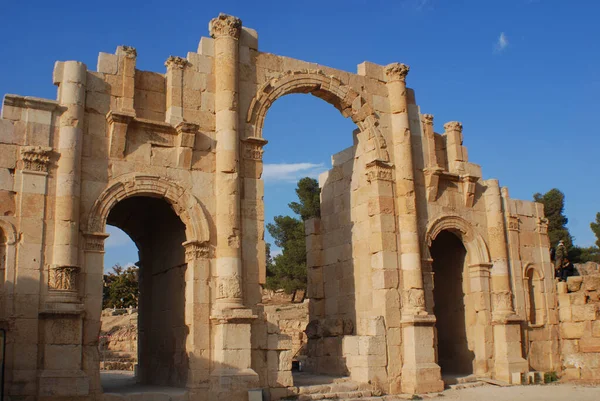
[423,215,491,267]
[86,174,210,244]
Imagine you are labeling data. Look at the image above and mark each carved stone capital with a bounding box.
[165,56,188,69]
[444,121,463,133]
[421,114,434,125]
[117,45,137,59]
[492,290,514,314]
[49,265,79,291]
[21,146,52,172]
[242,136,268,161]
[83,232,110,252]
[366,159,393,182]
[209,13,242,39]
[507,215,520,232]
[536,217,549,234]
[384,63,410,82]
[183,240,210,261]
[216,274,243,300]
[403,288,426,312]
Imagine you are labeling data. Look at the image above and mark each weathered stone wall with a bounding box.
[558,272,600,381]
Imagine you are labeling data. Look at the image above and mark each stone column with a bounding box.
[210,13,244,312]
[443,121,466,174]
[421,114,442,202]
[208,14,259,397]
[484,179,528,382]
[385,63,443,394]
[165,56,187,125]
[50,61,87,304]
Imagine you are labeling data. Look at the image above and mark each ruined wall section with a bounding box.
[504,197,560,373]
[558,274,600,380]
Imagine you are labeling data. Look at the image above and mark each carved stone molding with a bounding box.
[209,13,242,39]
[507,215,520,232]
[49,265,79,291]
[21,146,52,172]
[536,217,549,234]
[83,232,110,252]
[460,174,479,208]
[106,111,135,159]
[384,63,410,82]
[183,240,210,261]
[242,136,268,161]
[366,159,393,183]
[444,121,463,133]
[165,56,188,69]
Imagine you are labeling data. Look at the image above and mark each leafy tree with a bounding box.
[103,263,139,309]
[265,177,321,293]
[569,246,600,264]
[266,216,306,293]
[288,177,321,220]
[533,189,573,249]
[591,212,600,248]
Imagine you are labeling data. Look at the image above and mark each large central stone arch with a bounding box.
[246,69,390,162]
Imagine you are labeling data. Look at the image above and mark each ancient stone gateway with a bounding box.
[0,12,565,401]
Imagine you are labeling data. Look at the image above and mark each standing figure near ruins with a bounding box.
[554,240,567,278]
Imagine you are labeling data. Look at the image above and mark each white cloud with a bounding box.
[262,162,327,183]
[105,225,135,248]
[495,32,509,53]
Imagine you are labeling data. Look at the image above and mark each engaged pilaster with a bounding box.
[443,121,466,173]
[421,114,442,202]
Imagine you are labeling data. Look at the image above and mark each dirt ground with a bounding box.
[423,383,600,401]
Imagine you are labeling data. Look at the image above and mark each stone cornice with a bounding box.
[209,13,242,39]
[4,94,64,113]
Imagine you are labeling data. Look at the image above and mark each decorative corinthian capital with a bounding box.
[384,63,410,82]
[444,121,463,133]
[165,56,188,69]
[209,13,242,39]
[421,114,434,125]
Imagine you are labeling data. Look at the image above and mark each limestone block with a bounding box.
[197,37,215,56]
[583,275,600,292]
[0,144,17,168]
[357,61,384,81]
[593,320,600,337]
[556,281,568,294]
[567,276,583,292]
[570,292,588,305]
[559,304,572,322]
[562,367,581,380]
[580,337,600,353]
[268,370,293,388]
[0,119,16,144]
[43,344,82,370]
[561,339,579,355]
[561,322,586,339]
[571,304,598,322]
[0,167,13,191]
[241,27,259,50]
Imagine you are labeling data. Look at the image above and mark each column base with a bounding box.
[493,317,528,383]
[210,368,260,401]
[400,314,444,394]
[38,370,89,397]
[401,363,444,394]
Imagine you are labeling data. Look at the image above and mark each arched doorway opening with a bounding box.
[101,196,188,389]
[430,230,474,376]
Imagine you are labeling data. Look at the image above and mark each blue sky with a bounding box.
[1,0,598,270]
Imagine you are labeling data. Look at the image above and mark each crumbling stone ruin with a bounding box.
[0,12,598,401]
